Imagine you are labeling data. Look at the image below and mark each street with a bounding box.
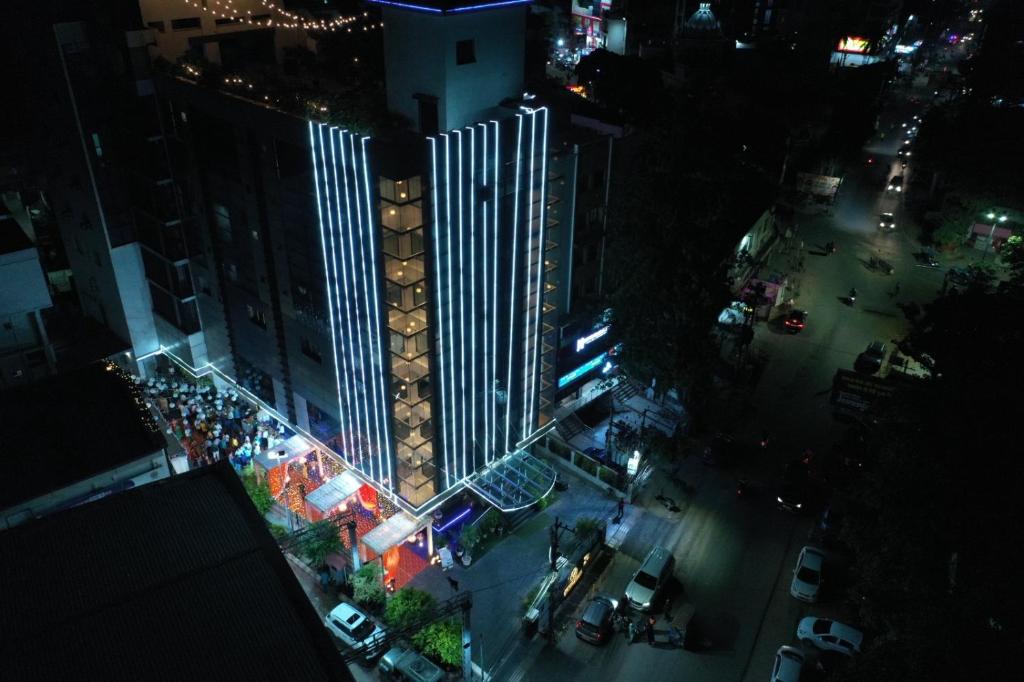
[498,46,959,682]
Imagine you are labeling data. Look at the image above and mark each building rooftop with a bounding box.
[0,461,354,682]
[0,362,164,510]
[368,0,532,15]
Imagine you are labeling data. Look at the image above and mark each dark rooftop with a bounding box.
[0,362,164,510]
[0,214,33,255]
[0,461,355,682]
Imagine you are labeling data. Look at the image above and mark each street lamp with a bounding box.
[984,211,1008,260]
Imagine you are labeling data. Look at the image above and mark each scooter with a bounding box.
[848,288,857,305]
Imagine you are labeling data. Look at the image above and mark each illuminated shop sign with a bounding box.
[837,36,870,54]
[575,325,609,352]
[558,352,607,388]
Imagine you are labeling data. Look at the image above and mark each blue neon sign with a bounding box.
[558,352,607,389]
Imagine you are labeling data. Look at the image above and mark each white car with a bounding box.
[790,546,826,602]
[797,617,864,656]
[325,602,387,658]
[771,645,805,682]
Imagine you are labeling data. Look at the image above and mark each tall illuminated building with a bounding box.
[154,0,560,515]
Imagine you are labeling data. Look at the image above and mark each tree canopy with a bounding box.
[834,278,1024,681]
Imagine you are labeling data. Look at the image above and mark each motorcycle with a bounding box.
[736,478,750,498]
[848,288,858,305]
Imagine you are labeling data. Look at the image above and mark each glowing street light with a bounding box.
[983,211,1008,260]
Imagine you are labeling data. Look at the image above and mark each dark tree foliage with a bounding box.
[834,281,1024,681]
[603,94,774,404]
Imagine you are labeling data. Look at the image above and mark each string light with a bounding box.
[177,0,383,32]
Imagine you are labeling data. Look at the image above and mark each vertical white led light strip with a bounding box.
[477,122,489,464]
[504,115,524,454]
[527,108,550,441]
[521,111,537,441]
[332,128,372,481]
[309,123,349,466]
[468,126,477,473]
[455,130,467,482]
[443,134,459,486]
[347,133,386,490]
[360,137,395,495]
[428,138,451,490]
[324,126,357,467]
[491,120,500,462]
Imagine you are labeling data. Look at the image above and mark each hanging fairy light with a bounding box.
[177,0,382,33]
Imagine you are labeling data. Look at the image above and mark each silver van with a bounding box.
[624,546,675,611]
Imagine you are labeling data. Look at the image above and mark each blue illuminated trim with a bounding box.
[449,0,532,13]
[490,120,499,463]
[522,110,537,441]
[431,506,472,533]
[309,122,349,467]
[360,136,395,495]
[429,137,450,491]
[558,352,608,389]
[367,1,443,14]
[456,129,466,482]
[468,125,477,473]
[505,114,524,454]
[528,107,549,433]
[330,128,367,478]
[343,132,379,483]
[443,133,458,487]
[322,126,355,466]
[477,122,489,464]
[367,0,531,14]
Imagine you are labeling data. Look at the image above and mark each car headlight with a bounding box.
[777,496,784,503]
[896,187,902,192]
[879,222,885,226]
[641,601,651,608]
[796,503,803,508]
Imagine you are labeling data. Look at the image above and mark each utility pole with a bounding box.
[461,597,473,682]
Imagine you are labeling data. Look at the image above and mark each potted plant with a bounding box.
[459,524,482,566]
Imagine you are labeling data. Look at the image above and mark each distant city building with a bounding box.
[0,214,56,386]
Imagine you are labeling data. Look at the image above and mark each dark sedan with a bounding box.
[575,595,618,645]
[784,310,807,333]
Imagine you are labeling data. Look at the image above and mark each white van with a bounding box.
[624,546,675,611]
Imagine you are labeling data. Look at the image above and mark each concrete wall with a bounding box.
[382,6,526,132]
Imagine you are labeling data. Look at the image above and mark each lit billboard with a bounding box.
[837,36,871,54]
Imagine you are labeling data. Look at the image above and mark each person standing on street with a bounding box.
[646,615,656,645]
[614,497,625,524]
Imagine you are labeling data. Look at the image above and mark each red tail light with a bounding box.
[576,620,582,629]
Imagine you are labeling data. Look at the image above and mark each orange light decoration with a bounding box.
[357,484,378,513]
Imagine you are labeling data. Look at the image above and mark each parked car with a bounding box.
[624,546,675,611]
[878,212,896,230]
[886,175,904,193]
[915,250,940,267]
[790,546,826,602]
[379,646,444,682]
[575,595,618,644]
[771,645,806,682]
[783,309,808,333]
[777,461,809,513]
[797,617,864,656]
[702,434,736,467]
[325,602,387,660]
[855,341,887,374]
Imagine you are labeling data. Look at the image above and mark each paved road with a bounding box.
[501,44,965,682]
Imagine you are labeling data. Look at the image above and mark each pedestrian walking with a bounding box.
[646,615,656,645]
[628,619,638,644]
[447,576,460,592]
[613,498,625,524]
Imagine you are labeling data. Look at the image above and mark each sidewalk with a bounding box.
[405,468,622,675]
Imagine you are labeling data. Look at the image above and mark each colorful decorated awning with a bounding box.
[361,511,421,555]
